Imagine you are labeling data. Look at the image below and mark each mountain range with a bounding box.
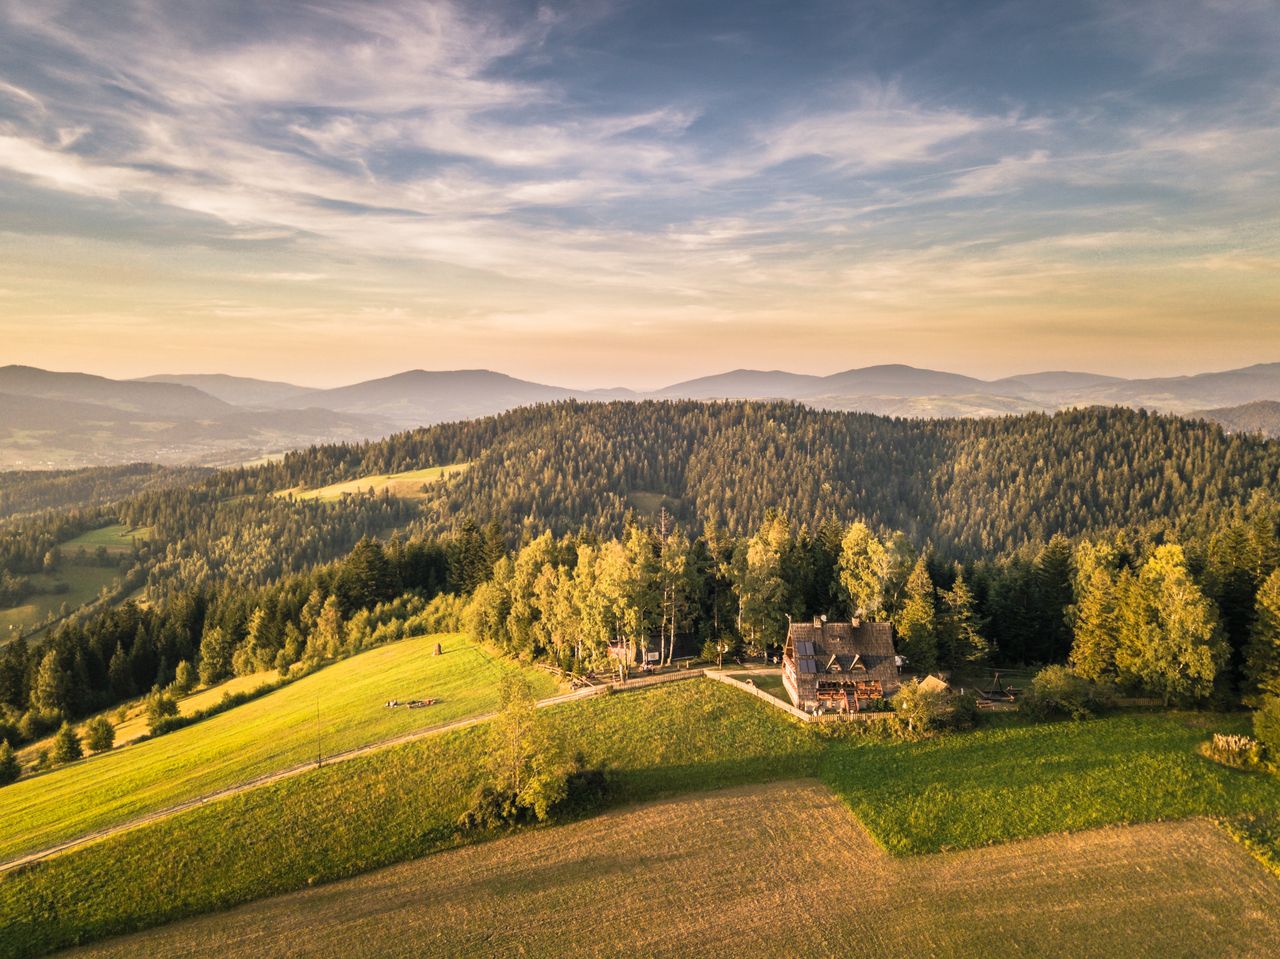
[3,361,1280,469]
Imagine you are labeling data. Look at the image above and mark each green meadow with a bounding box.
[0,679,820,957]
[60,524,151,554]
[0,565,121,640]
[2,676,1277,958]
[0,633,558,864]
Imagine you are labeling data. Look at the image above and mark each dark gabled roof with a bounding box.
[785,621,898,688]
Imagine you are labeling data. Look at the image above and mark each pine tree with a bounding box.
[0,740,19,786]
[1033,535,1075,662]
[937,566,988,667]
[51,722,83,764]
[197,626,232,685]
[108,641,133,700]
[1245,568,1280,699]
[894,556,938,674]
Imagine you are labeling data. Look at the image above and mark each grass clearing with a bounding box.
[275,464,469,502]
[0,565,121,639]
[60,524,151,554]
[725,670,789,703]
[820,711,1280,854]
[0,634,559,864]
[59,781,1280,959]
[17,670,281,766]
[0,680,819,957]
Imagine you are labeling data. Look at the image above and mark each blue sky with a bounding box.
[0,0,1276,387]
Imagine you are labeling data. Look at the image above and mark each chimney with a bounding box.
[813,615,822,630]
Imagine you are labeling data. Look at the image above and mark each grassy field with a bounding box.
[60,524,151,554]
[18,670,281,765]
[724,670,789,703]
[276,464,469,502]
[58,780,1280,959]
[0,680,820,957]
[820,711,1280,854]
[0,564,121,639]
[0,634,559,864]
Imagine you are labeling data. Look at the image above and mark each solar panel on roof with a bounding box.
[796,640,814,656]
[797,656,817,674]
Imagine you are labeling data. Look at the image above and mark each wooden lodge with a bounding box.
[782,616,899,713]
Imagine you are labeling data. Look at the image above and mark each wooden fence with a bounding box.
[702,670,895,724]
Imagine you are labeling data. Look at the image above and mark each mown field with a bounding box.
[0,680,821,957]
[275,464,469,502]
[0,634,559,864]
[59,781,1280,959]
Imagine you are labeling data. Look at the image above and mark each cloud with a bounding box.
[760,84,1010,174]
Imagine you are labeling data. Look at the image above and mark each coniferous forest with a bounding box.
[4,400,1280,750]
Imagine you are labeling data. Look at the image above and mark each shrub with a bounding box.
[145,689,180,734]
[51,722,83,764]
[84,716,116,753]
[1021,665,1114,721]
[0,741,19,786]
[949,691,981,730]
[1254,687,1280,756]
[892,679,951,735]
[17,709,56,743]
[1204,732,1265,769]
[171,660,197,695]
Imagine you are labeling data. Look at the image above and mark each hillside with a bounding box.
[277,369,579,428]
[229,401,1280,556]
[1196,400,1280,438]
[64,783,1280,959]
[0,634,558,864]
[135,374,313,407]
[6,360,1280,468]
[5,679,1280,957]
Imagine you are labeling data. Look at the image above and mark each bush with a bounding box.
[51,722,83,764]
[949,691,981,730]
[17,709,56,743]
[1255,688,1280,756]
[893,679,951,735]
[0,741,19,786]
[145,689,180,734]
[1021,665,1114,721]
[1204,732,1265,769]
[171,660,197,695]
[84,716,115,753]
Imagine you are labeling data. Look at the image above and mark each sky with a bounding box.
[0,0,1277,389]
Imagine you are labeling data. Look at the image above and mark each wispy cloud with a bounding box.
[0,0,1275,383]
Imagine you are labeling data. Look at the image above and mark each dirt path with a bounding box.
[0,686,599,875]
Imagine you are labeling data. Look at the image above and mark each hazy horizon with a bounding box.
[1,0,1277,386]
[10,357,1280,394]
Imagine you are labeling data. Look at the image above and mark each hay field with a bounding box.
[275,464,468,502]
[61,780,1280,959]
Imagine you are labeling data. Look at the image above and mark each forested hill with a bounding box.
[215,401,1280,558]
